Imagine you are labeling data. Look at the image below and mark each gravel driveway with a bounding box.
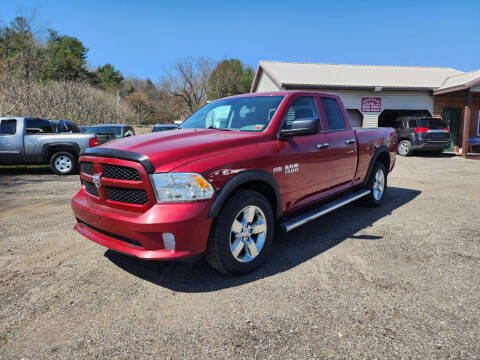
[1,156,479,359]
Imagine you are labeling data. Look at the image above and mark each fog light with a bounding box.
[162,233,175,250]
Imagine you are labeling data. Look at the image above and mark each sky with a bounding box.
[1,0,479,80]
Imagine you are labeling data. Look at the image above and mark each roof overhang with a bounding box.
[282,83,435,92]
[433,78,480,95]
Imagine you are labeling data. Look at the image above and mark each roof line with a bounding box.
[259,60,461,72]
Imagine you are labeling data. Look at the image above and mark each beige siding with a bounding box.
[256,71,280,92]
[363,114,379,128]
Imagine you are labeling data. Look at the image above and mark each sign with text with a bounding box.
[361,97,381,112]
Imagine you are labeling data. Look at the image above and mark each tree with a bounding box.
[207,59,254,100]
[96,63,123,91]
[0,16,44,81]
[161,57,213,114]
[125,90,154,124]
[43,29,88,81]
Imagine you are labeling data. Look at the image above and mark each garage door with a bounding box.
[347,109,363,128]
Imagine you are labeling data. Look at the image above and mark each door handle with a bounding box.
[316,143,329,150]
[345,139,356,145]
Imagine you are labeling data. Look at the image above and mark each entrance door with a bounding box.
[442,108,460,151]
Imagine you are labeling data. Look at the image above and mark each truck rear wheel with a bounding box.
[362,162,387,207]
[50,151,77,175]
[206,189,274,275]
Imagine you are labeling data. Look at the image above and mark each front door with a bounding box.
[0,118,23,163]
[442,108,460,151]
[275,95,331,210]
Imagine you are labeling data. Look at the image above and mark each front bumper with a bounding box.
[71,189,213,259]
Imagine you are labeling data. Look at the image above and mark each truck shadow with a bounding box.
[106,186,420,292]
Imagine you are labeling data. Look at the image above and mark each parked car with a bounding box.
[0,117,100,175]
[49,119,81,133]
[393,116,450,156]
[71,91,397,275]
[152,124,177,132]
[83,124,135,139]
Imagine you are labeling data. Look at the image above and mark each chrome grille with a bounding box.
[80,161,94,175]
[105,186,148,204]
[102,164,141,181]
[83,180,98,197]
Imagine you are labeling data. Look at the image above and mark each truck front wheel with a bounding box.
[50,151,77,175]
[206,189,274,275]
[362,162,388,207]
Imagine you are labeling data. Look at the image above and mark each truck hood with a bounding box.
[100,128,263,172]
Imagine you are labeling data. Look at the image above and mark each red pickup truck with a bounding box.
[71,91,397,274]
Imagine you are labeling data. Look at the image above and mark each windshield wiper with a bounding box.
[207,126,235,131]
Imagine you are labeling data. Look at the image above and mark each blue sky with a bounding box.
[1,0,479,80]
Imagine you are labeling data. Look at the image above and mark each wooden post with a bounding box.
[461,90,472,157]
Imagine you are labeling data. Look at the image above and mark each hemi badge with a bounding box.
[272,167,282,173]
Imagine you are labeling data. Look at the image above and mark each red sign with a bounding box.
[361,97,381,112]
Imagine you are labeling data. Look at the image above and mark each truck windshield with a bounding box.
[179,96,284,132]
[417,118,447,129]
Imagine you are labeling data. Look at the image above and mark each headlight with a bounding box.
[149,173,214,202]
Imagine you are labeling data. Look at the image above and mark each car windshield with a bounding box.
[417,118,447,129]
[179,96,284,132]
[85,126,123,136]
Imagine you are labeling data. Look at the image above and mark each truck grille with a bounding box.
[102,164,141,181]
[79,156,154,211]
[105,186,148,204]
[80,161,94,175]
[82,180,98,197]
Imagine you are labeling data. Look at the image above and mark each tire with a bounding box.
[362,162,388,207]
[50,151,77,175]
[397,140,413,156]
[206,189,274,275]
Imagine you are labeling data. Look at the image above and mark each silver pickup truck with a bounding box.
[0,117,100,175]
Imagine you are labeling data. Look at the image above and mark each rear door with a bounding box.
[275,95,331,209]
[0,118,23,163]
[319,96,357,190]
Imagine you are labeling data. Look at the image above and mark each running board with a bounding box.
[280,190,370,232]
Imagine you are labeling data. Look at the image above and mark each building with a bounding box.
[251,61,480,155]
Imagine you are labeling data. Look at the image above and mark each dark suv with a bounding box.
[393,116,450,156]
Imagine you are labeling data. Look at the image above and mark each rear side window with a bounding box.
[408,120,417,128]
[320,97,345,130]
[282,96,319,130]
[25,118,53,134]
[0,119,17,135]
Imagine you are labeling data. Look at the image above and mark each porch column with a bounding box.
[461,89,472,156]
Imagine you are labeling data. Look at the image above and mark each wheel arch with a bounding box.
[208,169,282,220]
[44,143,80,162]
[362,145,390,187]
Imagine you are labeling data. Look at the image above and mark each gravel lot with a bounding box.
[1,156,479,359]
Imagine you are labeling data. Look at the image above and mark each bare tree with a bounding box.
[0,73,136,124]
[161,57,213,114]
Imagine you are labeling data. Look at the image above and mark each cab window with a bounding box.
[320,97,345,130]
[282,96,320,130]
[0,119,17,135]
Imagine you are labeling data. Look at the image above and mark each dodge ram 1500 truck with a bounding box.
[71,91,397,274]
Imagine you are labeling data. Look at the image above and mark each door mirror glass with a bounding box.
[279,117,319,137]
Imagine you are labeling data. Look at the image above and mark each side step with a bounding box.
[280,190,370,232]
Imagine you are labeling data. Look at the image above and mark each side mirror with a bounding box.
[279,118,319,138]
